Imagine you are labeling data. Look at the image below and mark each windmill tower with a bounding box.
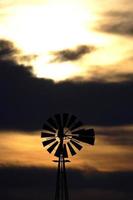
[41,113,95,200]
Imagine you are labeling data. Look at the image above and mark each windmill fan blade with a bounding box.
[72,128,95,137]
[72,136,95,145]
[70,121,83,131]
[70,140,82,151]
[42,138,56,147]
[79,129,94,137]
[54,144,62,157]
[72,129,95,145]
[54,114,62,129]
[67,115,77,128]
[88,128,95,137]
[47,118,57,129]
[41,132,55,138]
[63,113,69,127]
[67,142,76,156]
[71,129,84,135]
[47,141,59,153]
[43,123,56,133]
[63,144,68,158]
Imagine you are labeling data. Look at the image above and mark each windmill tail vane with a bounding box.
[41,113,95,200]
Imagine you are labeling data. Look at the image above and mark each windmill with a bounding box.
[41,113,95,200]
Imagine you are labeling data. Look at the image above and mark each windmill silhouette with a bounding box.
[41,113,95,200]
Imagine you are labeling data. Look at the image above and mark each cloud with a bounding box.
[96,126,133,146]
[20,54,38,62]
[0,40,133,130]
[89,70,133,83]
[50,45,96,62]
[0,39,19,61]
[0,0,46,8]
[0,39,38,63]
[96,11,133,36]
[0,166,132,200]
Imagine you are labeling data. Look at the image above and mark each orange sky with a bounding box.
[0,127,132,172]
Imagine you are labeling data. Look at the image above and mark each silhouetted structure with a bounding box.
[41,113,95,200]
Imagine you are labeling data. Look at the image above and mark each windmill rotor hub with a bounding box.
[57,127,72,141]
[57,127,63,138]
[63,128,72,141]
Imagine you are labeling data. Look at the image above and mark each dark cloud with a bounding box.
[96,127,133,146]
[88,70,133,82]
[20,54,38,63]
[50,45,95,62]
[0,166,132,200]
[0,40,133,130]
[0,39,19,60]
[97,11,133,36]
[0,39,38,63]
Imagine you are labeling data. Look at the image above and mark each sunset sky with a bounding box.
[0,0,133,200]
[1,0,133,81]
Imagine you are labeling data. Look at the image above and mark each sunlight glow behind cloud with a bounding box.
[0,0,129,81]
[0,0,133,81]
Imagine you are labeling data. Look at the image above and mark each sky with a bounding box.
[0,0,133,200]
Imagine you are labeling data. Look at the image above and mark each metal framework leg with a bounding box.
[54,155,69,200]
